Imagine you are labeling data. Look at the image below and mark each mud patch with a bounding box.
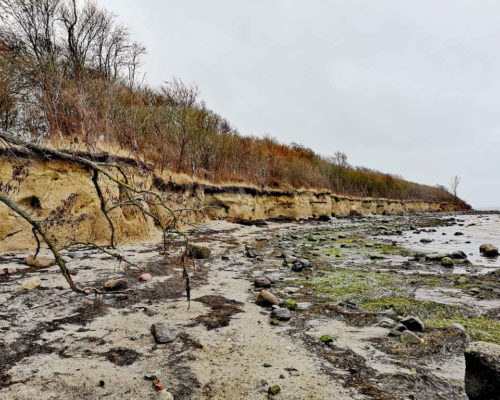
[194,295,243,330]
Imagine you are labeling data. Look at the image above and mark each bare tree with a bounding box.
[449,175,460,202]
[161,79,202,172]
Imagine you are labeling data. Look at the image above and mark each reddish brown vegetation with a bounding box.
[0,0,467,205]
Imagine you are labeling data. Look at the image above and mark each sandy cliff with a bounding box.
[0,153,465,253]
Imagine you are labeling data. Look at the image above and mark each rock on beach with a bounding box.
[465,341,500,400]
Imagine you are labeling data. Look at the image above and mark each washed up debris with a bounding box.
[153,379,163,391]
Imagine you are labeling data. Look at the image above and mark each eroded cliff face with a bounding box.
[0,155,464,253]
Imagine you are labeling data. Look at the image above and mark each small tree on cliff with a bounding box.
[449,175,460,203]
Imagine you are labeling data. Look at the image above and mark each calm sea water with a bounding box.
[390,213,500,272]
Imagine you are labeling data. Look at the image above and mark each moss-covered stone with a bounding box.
[320,334,333,343]
[283,299,298,310]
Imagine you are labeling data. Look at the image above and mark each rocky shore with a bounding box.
[1,212,499,399]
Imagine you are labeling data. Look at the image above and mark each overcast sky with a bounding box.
[102,0,499,208]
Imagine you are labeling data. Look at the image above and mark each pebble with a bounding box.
[256,290,279,307]
[103,279,129,291]
[400,330,421,344]
[271,307,291,321]
[379,318,396,328]
[151,322,178,343]
[268,385,281,395]
[254,276,271,288]
[138,273,152,282]
[158,391,174,400]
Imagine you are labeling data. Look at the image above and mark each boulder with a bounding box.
[425,253,443,262]
[25,254,55,268]
[451,250,467,260]
[400,330,421,344]
[400,316,425,332]
[19,277,42,291]
[187,244,211,259]
[282,299,297,310]
[441,257,454,267]
[465,341,500,400]
[254,276,271,288]
[271,307,291,321]
[480,244,499,257]
[256,290,279,307]
[151,321,178,343]
[103,279,129,291]
[420,238,433,244]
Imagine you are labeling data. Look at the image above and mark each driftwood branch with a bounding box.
[0,132,202,295]
[0,191,79,291]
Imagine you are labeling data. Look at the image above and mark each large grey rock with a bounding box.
[480,244,499,257]
[400,316,425,332]
[465,341,500,400]
[151,321,178,343]
[400,330,421,344]
[271,307,291,321]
